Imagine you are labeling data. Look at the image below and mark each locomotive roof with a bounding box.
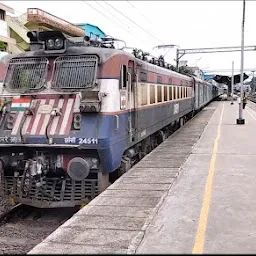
[6,45,212,85]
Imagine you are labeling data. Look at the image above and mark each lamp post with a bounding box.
[231,61,234,105]
[237,0,246,125]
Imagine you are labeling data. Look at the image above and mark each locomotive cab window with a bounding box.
[121,65,127,89]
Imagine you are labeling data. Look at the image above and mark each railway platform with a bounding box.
[29,100,256,254]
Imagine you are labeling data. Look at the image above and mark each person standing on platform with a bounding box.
[243,92,248,109]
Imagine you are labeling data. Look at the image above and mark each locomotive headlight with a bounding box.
[38,31,67,53]
[55,38,64,49]
[6,122,14,130]
[46,38,64,50]
[46,39,55,50]
[7,114,14,123]
[74,113,82,122]
[6,114,15,130]
[73,113,81,130]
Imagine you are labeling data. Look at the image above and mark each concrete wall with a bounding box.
[0,52,8,83]
[0,20,7,38]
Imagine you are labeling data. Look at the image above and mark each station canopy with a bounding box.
[213,73,249,85]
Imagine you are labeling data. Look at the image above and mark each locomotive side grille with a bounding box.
[51,55,98,89]
[4,57,48,92]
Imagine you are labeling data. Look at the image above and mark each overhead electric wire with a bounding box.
[94,1,133,32]
[125,0,153,25]
[82,1,132,36]
[82,1,150,49]
[103,0,164,44]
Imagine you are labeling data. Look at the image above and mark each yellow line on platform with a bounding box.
[192,103,225,254]
[246,108,256,120]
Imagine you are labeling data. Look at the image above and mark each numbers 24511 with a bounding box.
[78,138,98,145]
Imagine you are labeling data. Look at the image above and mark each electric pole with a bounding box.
[231,61,234,105]
[237,0,246,125]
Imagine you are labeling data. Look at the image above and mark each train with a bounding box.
[0,31,222,208]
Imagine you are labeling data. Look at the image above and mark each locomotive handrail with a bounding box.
[114,115,119,131]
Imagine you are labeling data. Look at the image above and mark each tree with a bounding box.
[0,41,6,52]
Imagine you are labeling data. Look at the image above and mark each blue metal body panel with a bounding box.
[76,23,106,39]
[0,98,193,173]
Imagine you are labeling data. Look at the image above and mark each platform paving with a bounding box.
[29,102,218,254]
[136,101,256,254]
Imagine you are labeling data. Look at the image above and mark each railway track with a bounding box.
[0,204,79,254]
[248,95,256,103]
[0,97,222,254]
[0,109,195,254]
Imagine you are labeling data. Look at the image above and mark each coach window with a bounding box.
[150,85,155,104]
[169,86,173,100]
[164,86,167,101]
[173,87,176,100]
[140,72,147,82]
[141,84,148,106]
[157,86,162,103]
[121,65,127,89]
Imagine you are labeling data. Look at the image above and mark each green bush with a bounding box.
[0,41,6,51]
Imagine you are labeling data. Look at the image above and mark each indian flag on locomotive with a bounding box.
[10,96,31,112]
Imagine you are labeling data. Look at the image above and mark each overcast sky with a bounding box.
[2,0,256,76]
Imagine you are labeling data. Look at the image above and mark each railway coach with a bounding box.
[0,31,221,207]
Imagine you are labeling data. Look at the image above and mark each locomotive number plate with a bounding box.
[38,104,53,114]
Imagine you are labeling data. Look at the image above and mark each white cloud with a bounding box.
[2,0,256,75]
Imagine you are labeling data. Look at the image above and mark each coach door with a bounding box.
[192,77,196,110]
[127,60,137,143]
